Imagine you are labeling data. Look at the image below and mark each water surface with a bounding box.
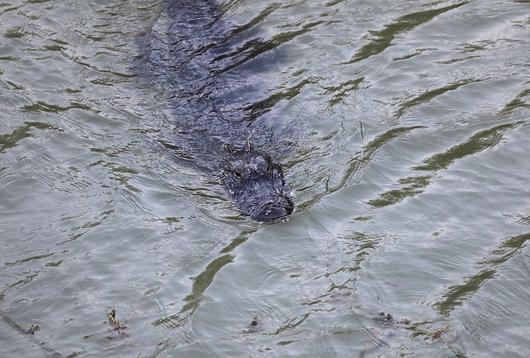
[1,0,530,357]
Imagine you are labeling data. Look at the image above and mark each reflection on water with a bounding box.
[369,121,521,207]
[344,1,469,64]
[1,0,529,357]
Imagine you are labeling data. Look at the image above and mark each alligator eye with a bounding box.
[234,171,242,180]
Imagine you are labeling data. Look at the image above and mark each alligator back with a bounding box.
[142,0,283,171]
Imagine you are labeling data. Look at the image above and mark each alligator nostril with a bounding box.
[251,196,294,222]
[257,206,287,221]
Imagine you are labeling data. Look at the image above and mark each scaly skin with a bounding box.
[139,0,294,221]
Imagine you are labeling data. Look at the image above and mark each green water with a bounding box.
[1,0,529,357]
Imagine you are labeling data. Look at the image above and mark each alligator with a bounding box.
[140,0,294,221]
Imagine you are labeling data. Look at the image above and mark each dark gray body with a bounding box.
[141,0,293,221]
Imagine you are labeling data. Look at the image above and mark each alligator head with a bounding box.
[218,144,294,222]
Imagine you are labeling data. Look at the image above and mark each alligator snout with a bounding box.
[219,149,293,222]
[251,196,294,222]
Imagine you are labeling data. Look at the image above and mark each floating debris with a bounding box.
[107,309,127,336]
[243,316,260,333]
[27,324,40,335]
[379,312,393,322]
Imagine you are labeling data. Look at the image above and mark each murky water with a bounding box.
[1,0,529,357]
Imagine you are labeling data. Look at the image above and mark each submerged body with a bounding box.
[142,0,293,221]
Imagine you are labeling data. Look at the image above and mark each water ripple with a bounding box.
[369,121,521,207]
[343,1,469,64]
[437,232,530,315]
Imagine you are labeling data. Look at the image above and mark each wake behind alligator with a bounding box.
[140,0,294,221]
